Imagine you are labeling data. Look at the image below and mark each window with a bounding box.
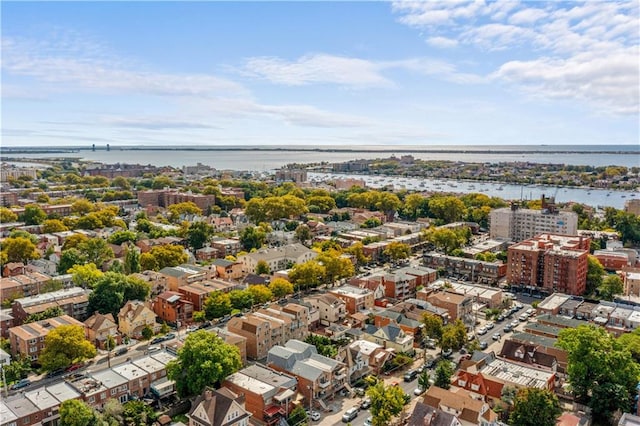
[111,389,117,396]
[89,396,96,403]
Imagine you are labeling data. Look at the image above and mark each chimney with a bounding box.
[205,389,213,401]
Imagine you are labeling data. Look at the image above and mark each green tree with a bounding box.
[141,325,154,341]
[88,272,150,317]
[140,244,188,271]
[423,227,467,255]
[345,241,370,265]
[586,255,605,295]
[287,405,308,426]
[428,196,467,224]
[24,306,64,324]
[422,313,444,342]
[434,360,454,389]
[0,207,18,222]
[228,290,254,311]
[557,324,640,422]
[366,379,407,426]
[187,221,214,250]
[599,274,624,301]
[618,328,640,363]
[288,260,326,290]
[402,193,426,220]
[294,224,312,244]
[71,199,95,215]
[317,250,355,285]
[123,244,141,274]
[304,334,338,358]
[417,369,431,391]
[21,204,47,225]
[108,230,138,245]
[62,233,89,250]
[167,330,242,397]
[383,241,411,261]
[203,291,232,319]
[509,388,562,426]
[68,263,104,288]
[2,355,31,383]
[39,324,97,371]
[77,238,114,266]
[122,400,158,425]
[255,259,270,275]
[1,236,40,264]
[168,202,202,222]
[247,284,273,304]
[239,225,267,251]
[269,278,295,299]
[59,399,96,426]
[57,248,84,274]
[42,219,68,233]
[440,320,467,352]
[193,310,206,324]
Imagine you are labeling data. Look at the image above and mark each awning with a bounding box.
[274,388,295,402]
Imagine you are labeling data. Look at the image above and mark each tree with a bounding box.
[509,388,562,426]
[141,325,154,341]
[557,324,640,422]
[228,290,254,311]
[417,369,431,391]
[123,244,141,274]
[422,313,444,342]
[255,259,270,275]
[68,263,104,288]
[21,204,47,225]
[269,278,295,299]
[287,405,308,426]
[62,233,90,250]
[402,193,426,220]
[599,274,624,301]
[239,225,267,251]
[168,201,202,222]
[77,238,114,267]
[288,260,326,290]
[193,310,206,324]
[140,244,188,271]
[42,219,68,233]
[24,306,64,324]
[187,221,214,250]
[586,255,605,295]
[71,199,95,215]
[0,207,18,223]
[428,196,467,224]
[317,250,355,285]
[247,284,273,304]
[167,330,242,397]
[39,324,97,371]
[88,272,151,317]
[383,242,411,261]
[440,320,467,352]
[59,399,96,426]
[294,224,312,244]
[108,230,138,245]
[1,236,40,264]
[345,241,370,265]
[434,360,454,389]
[122,400,157,425]
[366,379,407,426]
[423,227,466,255]
[618,328,640,363]
[203,291,232,319]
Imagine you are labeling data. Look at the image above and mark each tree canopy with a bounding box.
[88,272,151,317]
[39,324,97,371]
[59,399,96,426]
[509,388,562,426]
[167,330,242,397]
[366,378,407,426]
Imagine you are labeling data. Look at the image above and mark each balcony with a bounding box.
[318,380,331,389]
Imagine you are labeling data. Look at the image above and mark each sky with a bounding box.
[2,1,639,147]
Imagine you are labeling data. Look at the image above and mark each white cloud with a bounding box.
[243,54,394,88]
[392,0,640,115]
[102,117,219,130]
[426,36,459,48]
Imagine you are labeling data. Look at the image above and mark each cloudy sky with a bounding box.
[2,1,638,147]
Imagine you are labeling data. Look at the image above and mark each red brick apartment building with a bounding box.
[137,189,216,211]
[507,234,589,296]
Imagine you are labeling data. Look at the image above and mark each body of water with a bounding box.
[309,172,639,210]
[2,144,639,170]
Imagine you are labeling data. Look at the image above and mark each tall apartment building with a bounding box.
[137,189,216,211]
[490,197,578,242]
[9,315,87,361]
[507,234,589,296]
[274,168,307,183]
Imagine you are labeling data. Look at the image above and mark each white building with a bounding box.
[489,205,578,242]
[238,243,317,274]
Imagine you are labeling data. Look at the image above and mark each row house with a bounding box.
[130,270,168,296]
[188,387,251,426]
[1,381,81,426]
[328,285,374,314]
[509,332,568,373]
[210,238,242,258]
[623,268,640,297]
[211,327,248,365]
[476,354,555,393]
[373,310,423,344]
[227,315,273,360]
[9,315,87,362]
[593,248,633,271]
[209,216,236,233]
[395,265,438,287]
[178,279,243,311]
[304,294,346,327]
[0,271,52,302]
[85,313,119,350]
[426,290,473,324]
[223,364,297,425]
[362,323,415,355]
[407,402,461,426]
[438,281,504,309]
[267,340,347,409]
[606,305,640,336]
[0,308,14,339]
[368,272,418,301]
[404,298,450,324]
[362,241,389,262]
[238,243,317,274]
[211,259,243,280]
[536,293,572,316]
[498,340,558,374]
[136,236,184,253]
[117,300,158,339]
[423,386,499,426]
[346,339,393,378]
[423,252,507,286]
[153,291,194,327]
[11,287,90,324]
[158,264,213,291]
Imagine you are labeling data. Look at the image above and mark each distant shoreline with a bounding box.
[1,146,638,156]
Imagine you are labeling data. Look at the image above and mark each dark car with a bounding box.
[115,347,129,356]
[403,369,418,382]
[10,378,31,390]
[45,368,65,378]
[442,349,453,358]
[151,337,164,345]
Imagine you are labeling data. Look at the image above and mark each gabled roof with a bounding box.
[407,401,458,426]
[84,312,117,331]
[188,387,250,426]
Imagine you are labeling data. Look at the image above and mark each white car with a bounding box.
[414,387,426,396]
[486,322,495,329]
[306,410,321,421]
[477,327,487,335]
[364,417,373,426]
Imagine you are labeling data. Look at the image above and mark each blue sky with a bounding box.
[2,1,639,147]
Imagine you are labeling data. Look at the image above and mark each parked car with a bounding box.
[364,417,373,426]
[504,324,513,332]
[486,322,495,329]
[165,333,176,340]
[442,349,453,358]
[360,398,371,410]
[148,345,161,353]
[519,313,529,322]
[342,407,359,423]
[115,347,129,356]
[45,368,65,378]
[306,410,321,421]
[66,363,84,372]
[10,378,31,390]
[479,341,488,350]
[492,333,501,341]
[403,369,418,382]
[414,387,426,396]
[477,327,487,335]
[151,337,165,345]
